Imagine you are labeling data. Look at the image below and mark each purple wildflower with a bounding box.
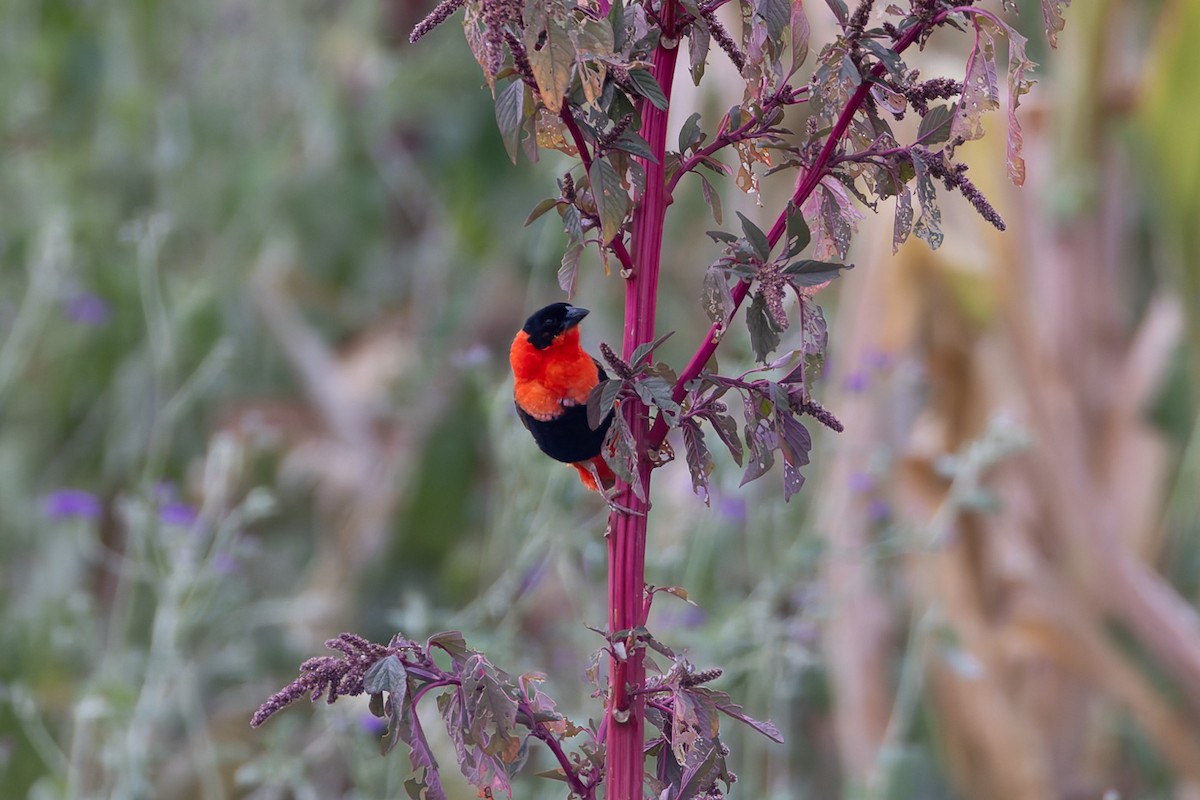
[843,370,869,392]
[159,501,199,527]
[360,710,388,736]
[64,293,111,326]
[43,489,102,521]
[848,471,874,493]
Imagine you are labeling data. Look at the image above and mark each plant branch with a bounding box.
[648,10,949,452]
[561,106,637,275]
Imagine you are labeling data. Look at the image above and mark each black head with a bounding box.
[522,303,590,349]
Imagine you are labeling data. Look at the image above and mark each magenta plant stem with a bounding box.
[648,11,946,452]
[606,3,679,798]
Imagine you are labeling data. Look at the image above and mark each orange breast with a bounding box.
[511,329,600,421]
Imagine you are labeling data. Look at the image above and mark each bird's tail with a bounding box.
[572,456,616,492]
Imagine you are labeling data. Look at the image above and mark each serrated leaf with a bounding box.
[701,266,735,327]
[558,243,583,298]
[736,212,771,261]
[627,67,669,110]
[917,102,956,146]
[589,157,629,243]
[746,291,782,363]
[494,79,526,164]
[525,196,561,226]
[709,692,785,742]
[587,379,622,430]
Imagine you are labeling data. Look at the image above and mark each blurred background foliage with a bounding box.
[1,0,1198,798]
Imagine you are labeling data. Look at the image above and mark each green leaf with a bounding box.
[525,197,561,226]
[917,103,956,146]
[589,157,629,243]
[627,67,669,110]
[494,79,526,164]
[560,203,584,243]
[784,201,810,258]
[612,129,657,161]
[700,174,722,224]
[678,112,704,153]
[635,375,680,423]
[823,0,849,25]
[781,258,850,286]
[631,331,675,366]
[746,291,782,363]
[736,211,770,261]
[688,20,710,85]
[706,229,737,244]
[587,379,623,430]
[754,0,789,42]
[558,242,583,297]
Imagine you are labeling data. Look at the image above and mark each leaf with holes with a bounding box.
[701,265,735,327]
[680,418,714,503]
[911,154,943,250]
[1005,23,1036,185]
[526,21,576,113]
[951,18,999,143]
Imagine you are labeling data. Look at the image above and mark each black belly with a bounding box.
[517,402,613,464]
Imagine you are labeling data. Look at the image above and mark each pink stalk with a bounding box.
[606,2,679,797]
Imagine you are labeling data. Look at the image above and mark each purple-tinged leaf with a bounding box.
[1041,0,1069,48]
[605,411,644,499]
[558,243,583,298]
[823,0,849,26]
[673,740,720,800]
[746,291,782,363]
[364,654,408,696]
[754,0,790,42]
[892,185,913,253]
[801,178,861,260]
[589,157,629,243]
[707,692,785,742]
[680,419,714,504]
[739,418,776,486]
[790,0,811,75]
[781,258,849,287]
[707,411,744,466]
[951,19,999,143]
[612,129,657,161]
[427,631,471,664]
[399,707,448,800]
[635,375,681,424]
[1005,24,1036,185]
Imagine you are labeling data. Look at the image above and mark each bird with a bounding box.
[510,302,615,491]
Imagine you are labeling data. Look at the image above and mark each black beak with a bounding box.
[563,306,590,330]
